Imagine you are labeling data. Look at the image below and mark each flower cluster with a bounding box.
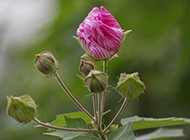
[6,6,148,140]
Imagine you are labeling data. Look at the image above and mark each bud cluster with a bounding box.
[79,60,108,94]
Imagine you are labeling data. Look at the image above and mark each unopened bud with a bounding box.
[109,124,118,131]
[7,95,37,123]
[115,72,146,100]
[84,70,108,94]
[34,51,59,77]
[79,60,95,76]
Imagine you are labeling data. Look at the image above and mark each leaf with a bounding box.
[108,122,136,140]
[44,130,85,140]
[136,128,185,140]
[121,115,190,131]
[50,111,92,128]
[44,117,87,140]
[71,135,100,140]
[65,116,87,129]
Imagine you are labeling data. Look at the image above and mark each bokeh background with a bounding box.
[1,0,190,140]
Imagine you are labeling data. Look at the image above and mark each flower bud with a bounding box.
[7,95,37,123]
[76,6,124,60]
[79,60,95,76]
[34,51,59,77]
[115,72,146,100]
[84,70,108,94]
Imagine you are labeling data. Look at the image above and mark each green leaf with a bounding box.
[121,115,190,131]
[50,111,92,128]
[136,128,185,140]
[108,122,136,140]
[71,135,100,140]
[44,117,87,140]
[65,116,87,129]
[44,130,85,140]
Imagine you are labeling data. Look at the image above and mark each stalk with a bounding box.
[103,98,128,133]
[54,71,94,121]
[33,117,96,132]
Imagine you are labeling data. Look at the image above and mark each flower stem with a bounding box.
[101,60,108,121]
[54,71,94,121]
[98,93,103,130]
[103,98,128,133]
[95,60,108,140]
[92,94,98,121]
[33,117,96,132]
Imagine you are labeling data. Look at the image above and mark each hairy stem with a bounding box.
[33,117,96,132]
[54,71,94,120]
[103,98,128,133]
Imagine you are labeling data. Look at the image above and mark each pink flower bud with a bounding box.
[77,6,124,60]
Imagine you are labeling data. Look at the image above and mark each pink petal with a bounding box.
[100,6,121,29]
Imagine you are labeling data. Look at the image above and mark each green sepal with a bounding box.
[7,95,37,123]
[107,54,119,61]
[81,53,99,62]
[122,30,132,43]
[84,70,108,94]
[73,36,81,45]
[115,72,145,100]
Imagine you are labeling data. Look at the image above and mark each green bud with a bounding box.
[34,51,59,77]
[7,95,37,123]
[79,60,95,76]
[109,124,118,131]
[84,70,108,94]
[115,72,146,100]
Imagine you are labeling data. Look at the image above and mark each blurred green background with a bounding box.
[1,0,190,139]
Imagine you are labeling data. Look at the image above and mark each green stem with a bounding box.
[103,98,128,133]
[33,117,96,132]
[101,60,108,121]
[54,71,94,121]
[98,93,103,130]
[95,60,108,140]
[92,94,98,121]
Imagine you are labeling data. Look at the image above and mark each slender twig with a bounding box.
[54,71,94,120]
[103,98,128,133]
[33,117,96,132]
